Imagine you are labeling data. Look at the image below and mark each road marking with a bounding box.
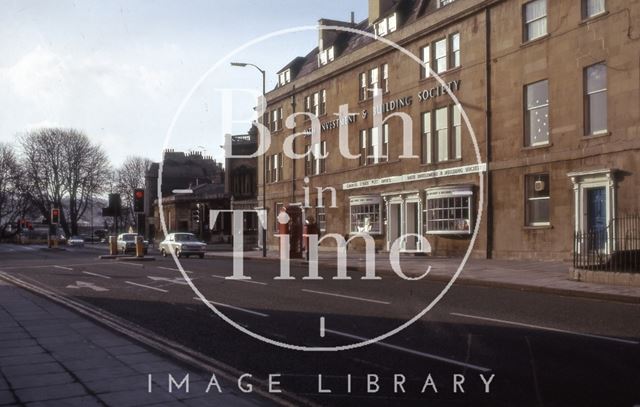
[211,274,268,285]
[54,265,73,271]
[325,329,492,373]
[148,276,190,285]
[320,317,325,338]
[118,262,144,267]
[82,271,111,279]
[125,281,168,293]
[193,297,269,317]
[66,281,109,292]
[158,266,193,274]
[301,289,390,305]
[450,312,640,346]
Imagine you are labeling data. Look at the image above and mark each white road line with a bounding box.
[450,312,640,346]
[82,271,111,279]
[193,297,269,317]
[158,266,193,274]
[301,289,390,305]
[118,262,144,267]
[320,317,325,338]
[325,329,492,373]
[211,274,268,285]
[53,265,73,271]
[125,281,168,293]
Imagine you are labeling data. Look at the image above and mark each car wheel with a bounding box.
[161,249,167,257]
[176,249,182,259]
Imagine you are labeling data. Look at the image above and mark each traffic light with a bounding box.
[133,188,145,213]
[51,208,60,225]
[191,208,200,224]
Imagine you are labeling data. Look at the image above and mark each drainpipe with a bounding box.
[485,6,494,259]
[290,85,297,204]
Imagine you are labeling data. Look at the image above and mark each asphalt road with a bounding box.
[0,244,639,406]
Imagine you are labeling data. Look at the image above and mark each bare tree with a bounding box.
[20,128,110,236]
[0,143,29,237]
[115,156,152,228]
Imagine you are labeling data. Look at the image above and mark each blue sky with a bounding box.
[0,0,367,166]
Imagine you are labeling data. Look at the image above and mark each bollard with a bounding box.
[109,236,117,255]
[135,236,144,258]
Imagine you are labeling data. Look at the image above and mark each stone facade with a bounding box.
[258,0,640,261]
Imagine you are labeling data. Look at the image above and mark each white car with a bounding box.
[67,236,85,247]
[159,233,206,258]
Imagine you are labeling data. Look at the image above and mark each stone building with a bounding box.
[257,0,640,260]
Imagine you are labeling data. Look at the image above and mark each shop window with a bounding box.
[584,63,607,136]
[523,0,547,42]
[524,80,549,146]
[525,174,550,226]
[425,187,473,234]
[350,196,382,234]
[583,0,605,19]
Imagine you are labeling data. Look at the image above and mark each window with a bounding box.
[382,123,389,161]
[278,69,291,86]
[584,63,607,135]
[269,153,283,183]
[359,72,367,101]
[421,111,432,164]
[316,205,326,233]
[374,13,398,37]
[359,129,367,165]
[439,0,456,6]
[435,107,449,162]
[305,142,326,176]
[265,155,271,183]
[369,66,380,95]
[319,89,326,116]
[318,46,335,66]
[434,38,447,74]
[420,45,431,78]
[525,174,550,226]
[450,33,460,68]
[583,0,605,19]
[525,80,550,146]
[350,196,382,234]
[452,105,462,159]
[304,96,311,113]
[312,92,319,116]
[425,186,472,234]
[523,0,547,42]
[271,108,282,132]
[381,64,389,93]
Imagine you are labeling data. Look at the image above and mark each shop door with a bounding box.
[404,201,420,251]
[387,202,402,250]
[587,187,607,250]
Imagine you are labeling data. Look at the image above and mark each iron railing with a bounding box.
[573,214,640,273]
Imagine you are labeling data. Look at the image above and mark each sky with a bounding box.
[0,0,368,167]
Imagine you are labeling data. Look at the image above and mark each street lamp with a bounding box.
[230,61,267,258]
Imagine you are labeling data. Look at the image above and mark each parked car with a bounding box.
[67,236,85,247]
[116,233,149,254]
[159,233,206,258]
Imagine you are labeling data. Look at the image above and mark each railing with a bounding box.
[573,214,640,273]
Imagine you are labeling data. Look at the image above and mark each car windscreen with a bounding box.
[70,236,83,240]
[174,234,198,242]
[121,234,136,241]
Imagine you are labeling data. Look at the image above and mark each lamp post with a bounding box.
[230,61,267,257]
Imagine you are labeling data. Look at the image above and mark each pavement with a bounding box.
[0,278,272,407]
[204,249,640,303]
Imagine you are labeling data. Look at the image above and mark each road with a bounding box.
[0,244,639,406]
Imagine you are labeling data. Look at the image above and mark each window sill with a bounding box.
[522,142,553,151]
[524,224,553,230]
[580,11,609,25]
[521,34,550,48]
[419,66,462,83]
[584,131,611,139]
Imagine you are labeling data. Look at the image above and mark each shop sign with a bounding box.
[343,163,486,190]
